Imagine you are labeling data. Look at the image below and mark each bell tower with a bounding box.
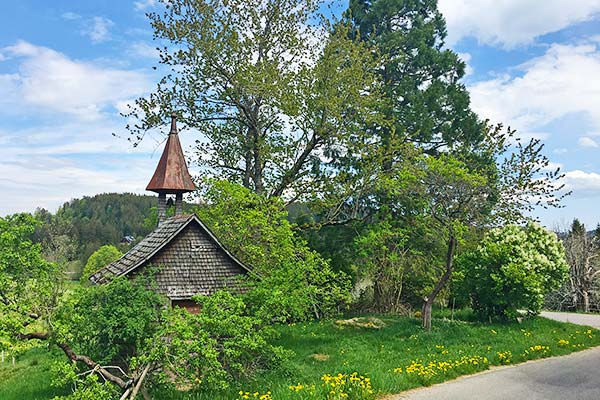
[146,113,196,226]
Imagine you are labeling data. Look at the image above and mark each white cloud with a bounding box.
[439,0,600,48]
[468,42,600,137]
[563,170,600,194]
[553,148,568,154]
[61,12,81,20]
[0,158,151,215]
[134,0,158,11]
[0,117,192,216]
[83,16,115,43]
[579,136,599,148]
[129,41,159,59]
[457,52,473,76]
[0,41,151,120]
[543,161,564,172]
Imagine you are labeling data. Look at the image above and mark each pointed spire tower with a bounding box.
[146,113,196,226]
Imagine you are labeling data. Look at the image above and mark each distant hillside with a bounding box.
[33,193,157,277]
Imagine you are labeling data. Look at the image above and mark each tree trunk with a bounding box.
[422,236,456,331]
[374,278,385,312]
[243,146,253,188]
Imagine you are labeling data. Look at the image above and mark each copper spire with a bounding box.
[146,113,196,193]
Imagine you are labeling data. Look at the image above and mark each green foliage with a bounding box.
[459,223,569,320]
[349,0,484,154]
[144,291,292,390]
[244,250,352,322]
[51,362,119,400]
[54,276,165,366]
[0,213,61,342]
[126,0,383,204]
[195,180,352,322]
[416,154,491,232]
[51,371,120,400]
[80,245,123,282]
[196,180,294,271]
[353,215,410,312]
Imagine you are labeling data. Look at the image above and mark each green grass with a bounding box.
[0,346,69,400]
[3,313,600,400]
[155,313,600,399]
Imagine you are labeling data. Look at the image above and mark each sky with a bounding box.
[1,1,600,230]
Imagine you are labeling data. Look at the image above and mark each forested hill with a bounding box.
[33,193,157,276]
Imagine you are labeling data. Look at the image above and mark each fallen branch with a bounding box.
[16,332,49,340]
[129,364,151,400]
[57,343,130,389]
[119,388,132,400]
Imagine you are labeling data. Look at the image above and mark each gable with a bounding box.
[90,214,252,289]
[148,223,248,299]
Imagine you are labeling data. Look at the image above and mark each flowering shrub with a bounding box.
[458,223,568,321]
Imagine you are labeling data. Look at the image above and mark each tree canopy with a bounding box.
[126,0,382,206]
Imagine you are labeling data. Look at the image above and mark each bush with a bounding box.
[51,366,120,400]
[54,275,165,366]
[244,250,352,322]
[80,245,122,282]
[195,179,351,322]
[458,223,568,321]
[143,291,292,390]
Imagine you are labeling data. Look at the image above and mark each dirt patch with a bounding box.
[334,317,386,329]
[310,353,330,361]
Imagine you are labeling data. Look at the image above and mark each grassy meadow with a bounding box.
[2,312,599,400]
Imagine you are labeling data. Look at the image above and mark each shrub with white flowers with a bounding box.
[458,222,568,321]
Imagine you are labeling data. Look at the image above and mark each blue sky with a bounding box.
[1,0,600,230]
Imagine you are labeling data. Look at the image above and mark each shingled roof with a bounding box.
[89,214,252,285]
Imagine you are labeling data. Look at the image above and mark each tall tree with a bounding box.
[401,124,567,330]
[412,154,489,330]
[349,0,484,164]
[126,0,382,204]
[571,218,586,236]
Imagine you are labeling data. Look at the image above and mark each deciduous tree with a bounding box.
[126,0,382,205]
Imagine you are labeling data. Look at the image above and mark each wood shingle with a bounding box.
[90,214,251,301]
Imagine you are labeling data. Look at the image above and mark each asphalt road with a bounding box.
[539,311,600,328]
[390,312,600,400]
